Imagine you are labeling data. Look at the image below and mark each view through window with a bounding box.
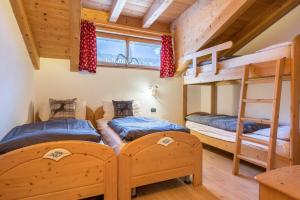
[97,36,161,69]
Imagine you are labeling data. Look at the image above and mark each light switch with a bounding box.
[151,108,157,113]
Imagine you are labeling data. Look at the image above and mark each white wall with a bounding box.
[0,0,35,139]
[187,6,300,124]
[34,58,183,124]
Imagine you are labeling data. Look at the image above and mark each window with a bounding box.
[97,37,126,64]
[97,36,161,70]
[129,41,161,67]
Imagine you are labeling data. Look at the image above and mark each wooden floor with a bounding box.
[134,145,264,200]
[88,145,264,200]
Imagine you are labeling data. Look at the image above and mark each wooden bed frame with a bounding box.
[0,141,117,200]
[182,35,300,169]
[94,107,202,200]
[0,106,117,200]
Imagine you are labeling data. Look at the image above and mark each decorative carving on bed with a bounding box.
[43,148,72,161]
[157,137,174,147]
[95,106,104,120]
[86,106,96,127]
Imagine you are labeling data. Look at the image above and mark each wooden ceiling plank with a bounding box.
[10,0,40,69]
[82,8,171,36]
[69,0,81,72]
[176,0,255,74]
[109,0,127,22]
[197,0,256,50]
[143,0,174,28]
[224,0,300,56]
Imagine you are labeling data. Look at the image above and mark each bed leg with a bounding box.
[193,149,203,187]
[119,155,132,200]
[131,188,137,198]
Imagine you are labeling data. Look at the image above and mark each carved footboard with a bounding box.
[118,131,202,200]
[0,141,117,200]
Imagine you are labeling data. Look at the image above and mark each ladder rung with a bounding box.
[239,135,269,145]
[240,117,272,125]
[237,155,267,168]
[246,76,291,84]
[243,99,273,103]
[246,77,274,84]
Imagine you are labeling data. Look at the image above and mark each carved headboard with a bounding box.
[94,106,104,121]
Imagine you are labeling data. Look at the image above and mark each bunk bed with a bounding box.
[182,35,300,173]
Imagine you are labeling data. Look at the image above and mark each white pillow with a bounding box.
[76,101,87,120]
[38,102,50,121]
[38,100,87,121]
[102,100,141,120]
[254,126,290,141]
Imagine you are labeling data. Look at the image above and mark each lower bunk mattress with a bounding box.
[186,120,290,158]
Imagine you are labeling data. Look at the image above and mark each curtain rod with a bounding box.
[96,28,162,41]
[95,23,171,37]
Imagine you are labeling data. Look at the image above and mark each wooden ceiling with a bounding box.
[23,0,71,60]
[10,0,300,72]
[200,0,300,58]
[175,0,300,73]
[82,0,196,23]
[10,0,196,71]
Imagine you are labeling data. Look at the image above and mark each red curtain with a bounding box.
[160,35,175,78]
[79,20,97,73]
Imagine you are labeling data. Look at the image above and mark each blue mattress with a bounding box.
[0,119,100,154]
[108,116,189,141]
[185,113,270,133]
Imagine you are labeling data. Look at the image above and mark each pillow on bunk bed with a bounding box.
[253,126,291,141]
[255,42,292,53]
[38,99,86,121]
[102,100,141,120]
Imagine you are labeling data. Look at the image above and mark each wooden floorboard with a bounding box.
[135,146,263,200]
[87,145,264,200]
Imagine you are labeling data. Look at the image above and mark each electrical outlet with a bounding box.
[151,108,157,113]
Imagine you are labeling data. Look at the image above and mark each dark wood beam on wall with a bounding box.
[69,0,82,72]
[10,0,40,69]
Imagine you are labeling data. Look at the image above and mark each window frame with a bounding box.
[96,32,161,71]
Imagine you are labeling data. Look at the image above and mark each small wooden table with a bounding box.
[255,166,300,200]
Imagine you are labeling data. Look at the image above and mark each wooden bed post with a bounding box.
[182,83,188,125]
[211,83,218,115]
[290,35,300,165]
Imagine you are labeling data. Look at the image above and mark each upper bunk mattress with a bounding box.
[0,119,100,154]
[108,116,189,141]
[185,113,269,133]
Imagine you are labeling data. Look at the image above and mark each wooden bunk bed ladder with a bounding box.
[232,58,285,175]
